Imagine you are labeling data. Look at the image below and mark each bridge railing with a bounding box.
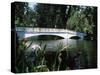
[16,27,67,32]
[16,27,86,36]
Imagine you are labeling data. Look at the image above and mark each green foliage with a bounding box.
[15,40,49,72]
[67,7,94,34]
[15,2,28,26]
[15,2,97,39]
[15,39,71,72]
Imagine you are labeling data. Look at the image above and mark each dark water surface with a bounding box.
[26,35,97,69]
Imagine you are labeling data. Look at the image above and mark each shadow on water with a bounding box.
[27,35,64,41]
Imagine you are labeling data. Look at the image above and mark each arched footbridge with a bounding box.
[16,27,86,40]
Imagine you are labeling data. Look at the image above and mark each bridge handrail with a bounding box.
[16,27,86,36]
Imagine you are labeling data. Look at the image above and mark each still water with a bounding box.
[26,35,97,69]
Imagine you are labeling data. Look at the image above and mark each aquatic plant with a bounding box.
[15,40,88,72]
